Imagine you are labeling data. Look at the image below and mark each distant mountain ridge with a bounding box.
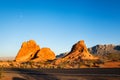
[88,44,120,55]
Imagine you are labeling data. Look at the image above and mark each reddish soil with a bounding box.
[100,61,120,68]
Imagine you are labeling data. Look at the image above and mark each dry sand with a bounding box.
[0,68,120,80]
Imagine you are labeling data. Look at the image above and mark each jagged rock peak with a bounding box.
[88,44,120,55]
[70,40,88,52]
[65,40,98,60]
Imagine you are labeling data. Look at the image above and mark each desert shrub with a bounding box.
[0,70,2,78]
[0,68,4,79]
[81,60,104,67]
[57,61,72,68]
[83,60,94,67]
[95,59,105,64]
[57,62,67,68]
[9,63,14,67]
[77,61,86,68]
[106,53,120,61]
[19,62,31,68]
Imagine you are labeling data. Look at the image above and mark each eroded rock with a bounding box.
[32,48,56,62]
[15,40,56,62]
[55,40,98,65]
[15,40,40,62]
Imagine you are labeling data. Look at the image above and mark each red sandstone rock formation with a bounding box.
[15,40,40,62]
[32,48,56,62]
[15,40,56,62]
[55,40,98,65]
[64,40,98,60]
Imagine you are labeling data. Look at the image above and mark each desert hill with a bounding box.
[55,40,98,65]
[64,40,98,60]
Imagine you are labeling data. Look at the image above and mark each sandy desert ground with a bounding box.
[0,68,120,80]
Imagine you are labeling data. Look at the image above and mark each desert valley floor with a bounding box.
[0,68,120,80]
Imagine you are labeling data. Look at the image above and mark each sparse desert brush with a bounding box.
[56,61,80,68]
[84,61,94,67]
[9,63,14,68]
[57,62,67,68]
[77,62,85,68]
[0,69,2,78]
[18,61,46,68]
[81,60,102,67]
[95,59,105,64]
[0,67,4,79]
[19,62,32,68]
[106,53,120,61]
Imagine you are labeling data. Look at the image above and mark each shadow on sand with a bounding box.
[11,68,59,80]
[13,77,26,80]
[3,68,119,80]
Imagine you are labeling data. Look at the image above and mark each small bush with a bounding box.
[0,68,4,79]
[106,53,120,61]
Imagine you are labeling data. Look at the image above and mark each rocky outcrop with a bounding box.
[64,40,98,60]
[55,40,98,65]
[32,48,56,62]
[15,40,40,62]
[88,44,120,56]
[15,40,56,62]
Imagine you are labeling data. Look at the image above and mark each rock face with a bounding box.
[32,48,56,62]
[15,40,56,62]
[15,40,40,62]
[55,40,98,65]
[88,44,120,56]
[64,40,98,60]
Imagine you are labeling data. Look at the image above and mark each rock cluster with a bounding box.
[15,40,56,62]
[15,40,98,63]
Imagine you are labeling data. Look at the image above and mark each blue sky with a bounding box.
[0,0,120,57]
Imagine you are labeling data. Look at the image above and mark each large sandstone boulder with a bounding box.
[32,48,56,62]
[65,40,98,60]
[55,40,98,65]
[15,40,40,62]
[15,40,56,62]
